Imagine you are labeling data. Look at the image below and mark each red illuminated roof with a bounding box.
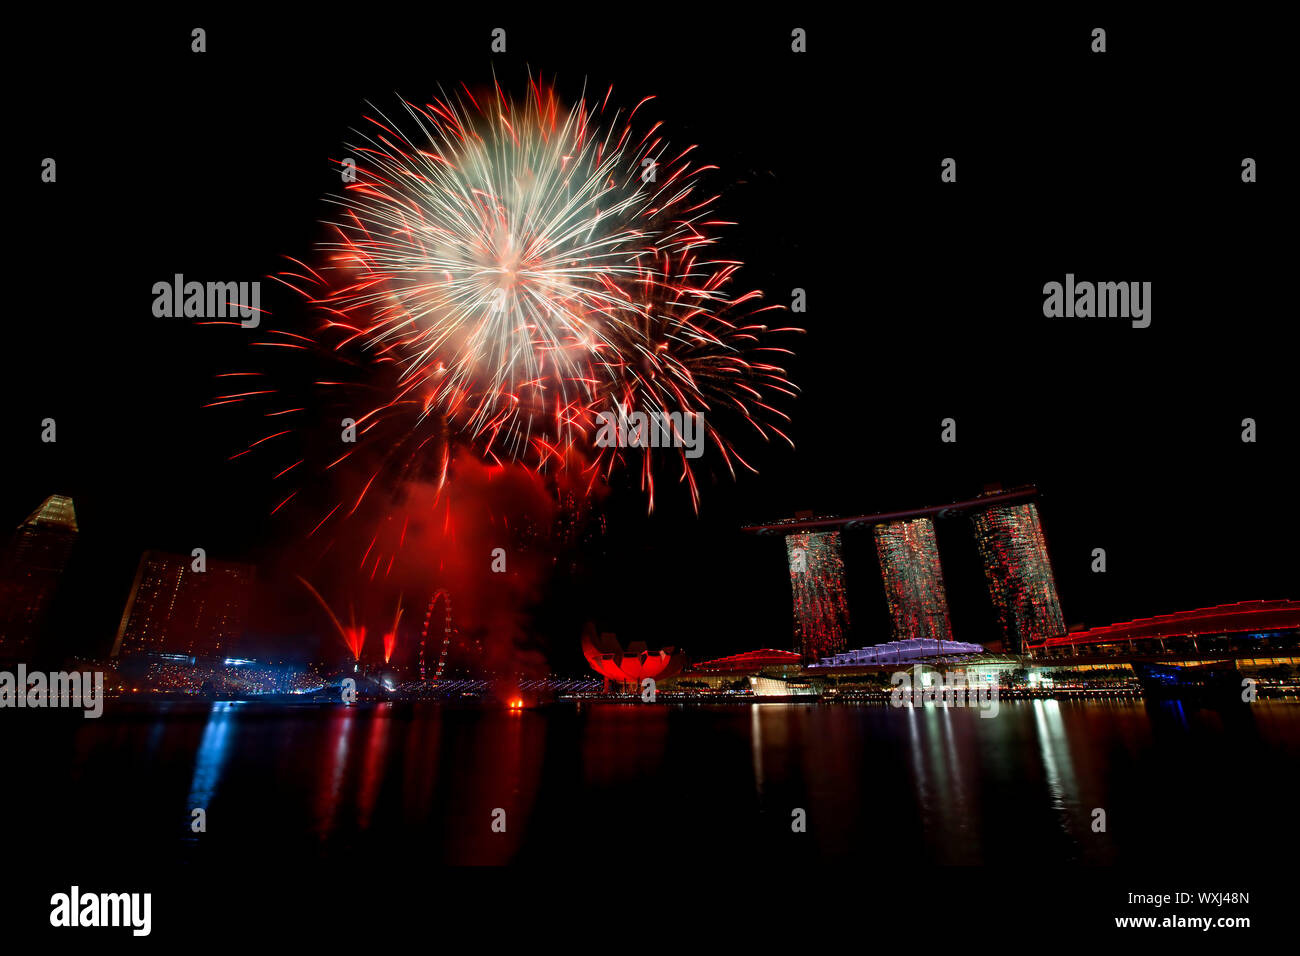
[692,648,803,672]
[1029,600,1300,648]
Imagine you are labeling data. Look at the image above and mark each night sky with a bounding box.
[11,13,1293,667]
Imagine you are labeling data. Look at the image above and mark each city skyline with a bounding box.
[5,478,1293,674]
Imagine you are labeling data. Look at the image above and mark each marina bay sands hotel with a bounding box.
[743,485,1064,660]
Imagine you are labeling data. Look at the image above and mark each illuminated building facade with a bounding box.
[0,495,79,659]
[747,488,1068,657]
[873,518,953,643]
[971,503,1066,652]
[785,531,850,662]
[111,551,255,658]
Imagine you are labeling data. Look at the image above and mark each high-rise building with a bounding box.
[785,531,850,662]
[874,518,953,643]
[0,496,79,659]
[111,551,254,658]
[971,502,1066,652]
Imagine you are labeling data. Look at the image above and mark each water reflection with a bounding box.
[315,708,355,839]
[357,706,391,830]
[1032,699,1079,812]
[67,698,1298,866]
[183,702,237,843]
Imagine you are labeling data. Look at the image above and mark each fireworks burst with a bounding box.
[215,76,798,538]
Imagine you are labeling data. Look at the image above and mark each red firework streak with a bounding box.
[382,598,403,664]
[298,575,367,662]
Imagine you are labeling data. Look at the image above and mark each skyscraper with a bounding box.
[785,531,850,662]
[971,502,1066,652]
[0,495,79,659]
[111,551,255,658]
[874,518,953,643]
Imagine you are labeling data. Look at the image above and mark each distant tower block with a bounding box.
[873,518,953,643]
[0,495,79,658]
[972,502,1066,652]
[111,550,255,658]
[785,531,850,662]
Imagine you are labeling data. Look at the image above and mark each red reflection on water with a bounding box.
[358,707,391,829]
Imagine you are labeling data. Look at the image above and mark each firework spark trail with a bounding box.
[592,248,802,510]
